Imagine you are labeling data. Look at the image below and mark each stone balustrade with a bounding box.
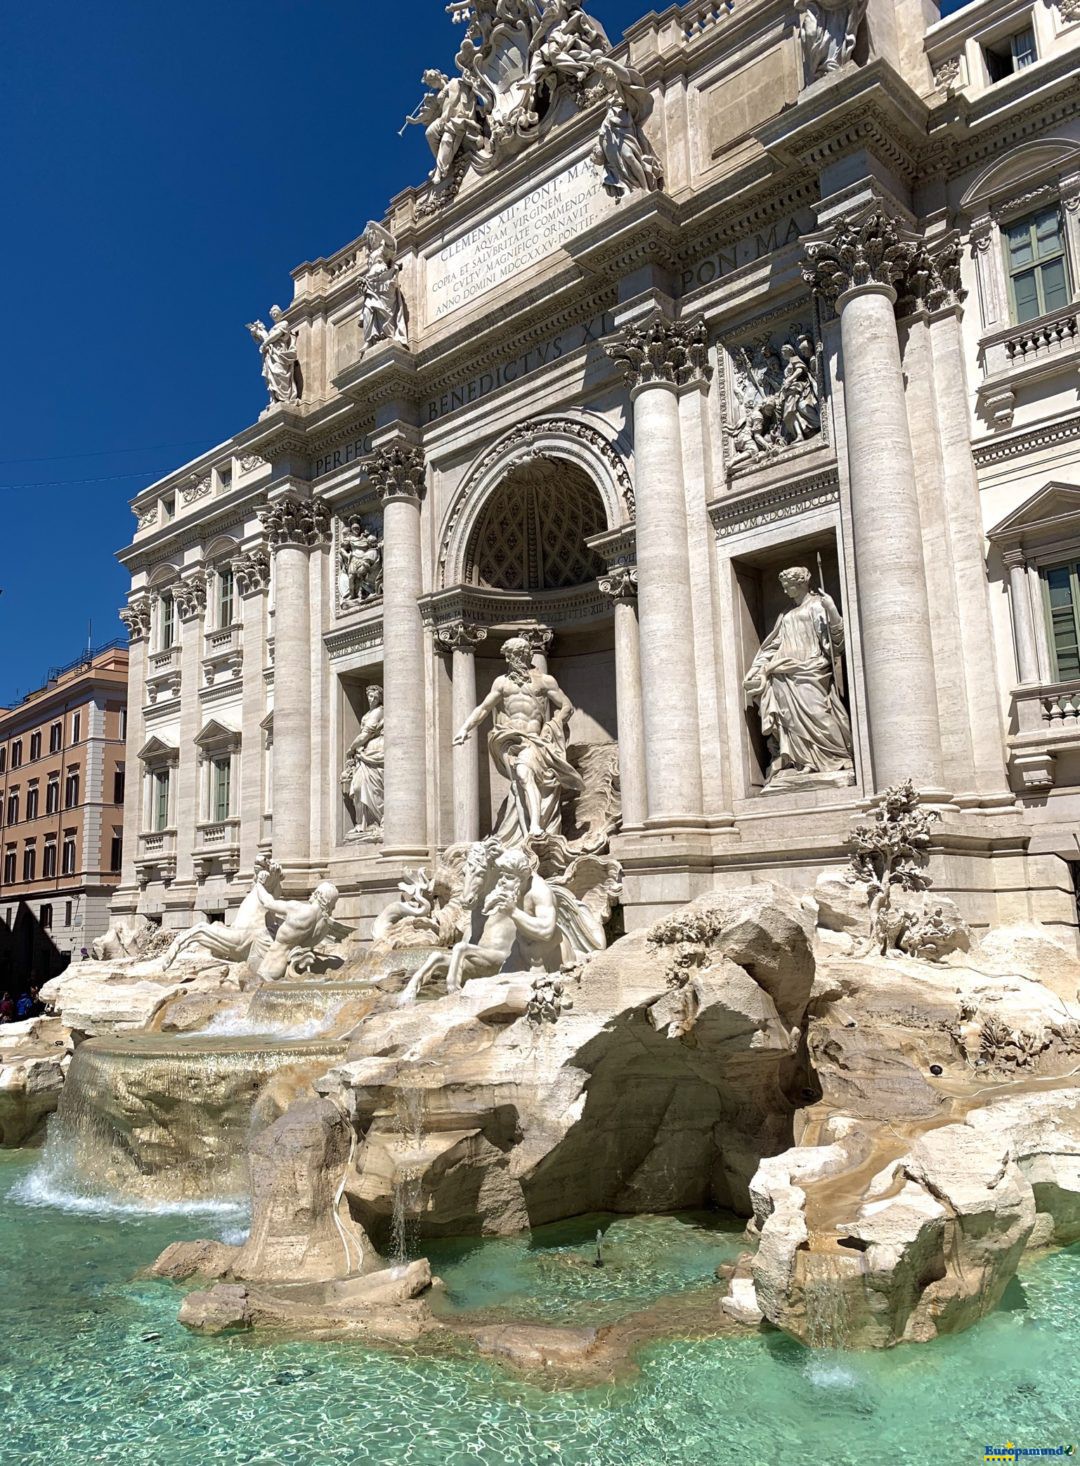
[135,829,177,887]
[978,305,1080,427]
[680,0,734,39]
[1007,679,1080,792]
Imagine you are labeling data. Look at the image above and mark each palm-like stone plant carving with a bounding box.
[847,779,940,956]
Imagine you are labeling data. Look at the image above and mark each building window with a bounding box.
[61,835,76,876]
[1042,561,1080,680]
[211,757,232,822]
[43,841,57,879]
[119,708,128,741]
[65,900,73,926]
[160,593,176,651]
[1005,207,1071,325]
[984,25,1036,82]
[163,495,175,521]
[0,748,6,774]
[217,567,235,629]
[64,770,80,809]
[29,732,41,761]
[23,845,36,882]
[11,740,22,770]
[6,791,18,825]
[219,465,233,493]
[39,904,52,931]
[26,784,39,821]
[114,766,126,804]
[153,769,171,831]
[71,712,81,744]
[3,849,15,884]
[110,832,123,872]
[45,777,59,816]
[49,722,62,753]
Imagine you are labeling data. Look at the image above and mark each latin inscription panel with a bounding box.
[425,159,612,323]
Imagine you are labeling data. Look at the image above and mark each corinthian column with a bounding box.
[804,209,944,793]
[117,595,152,900]
[370,440,428,856]
[605,312,710,826]
[436,621,488,844]
[260,494,330,875]
[599,567,647,830]
[233,548,271,876]
[173,571,208,888]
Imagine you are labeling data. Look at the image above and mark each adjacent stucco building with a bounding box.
[113,0,1080,945]
[0,645,129,981]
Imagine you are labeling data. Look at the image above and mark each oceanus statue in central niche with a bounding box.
[743,566,855,791]
[454,635,585,847]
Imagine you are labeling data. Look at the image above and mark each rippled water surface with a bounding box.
[1,1149,1078,1466]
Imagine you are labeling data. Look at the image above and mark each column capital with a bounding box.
[259,493,332,550]
[370,440,426,505]
[174,571,208,622]
[604,310,712,393]
[523,624,554,659]
[434,620,488,655]
[802,207,918,304]
[119,596,152,642]
[900,233,968,316]
[231,547,271,597]
[1000,544,1028,571]
[598,566,639,602]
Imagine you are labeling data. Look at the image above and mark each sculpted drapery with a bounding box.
[743,567,855,789]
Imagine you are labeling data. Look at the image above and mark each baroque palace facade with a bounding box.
[115,0,1080,942]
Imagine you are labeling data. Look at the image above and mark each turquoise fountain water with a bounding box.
[2,1147,1078,1466]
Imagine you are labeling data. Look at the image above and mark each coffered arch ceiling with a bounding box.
[464,459,608,592]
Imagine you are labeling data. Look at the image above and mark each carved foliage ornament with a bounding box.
[119,598,153,642]
[368,442,426,503]
[231,549,271,597]
[434,620,488,654]
[259,495,332,548]
[598,566,638,601]
[802,209,918,301]
[182,473,212,507]
[604,312,713,391]
[174,572,208,621]
[899,233,968,314]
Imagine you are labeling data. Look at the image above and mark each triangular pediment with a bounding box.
[194,717,240,749]
[989,482,1080,547]
[138,734,178,762]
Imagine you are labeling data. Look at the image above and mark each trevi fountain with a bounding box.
[5,0,1080,1460]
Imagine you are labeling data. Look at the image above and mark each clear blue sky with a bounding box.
[1,0,963,706]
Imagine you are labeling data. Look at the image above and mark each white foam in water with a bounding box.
[804,1358,861,1390]
[8,1166,248,1220]
[218,1226,250,1246]
[197,1004,346,1040]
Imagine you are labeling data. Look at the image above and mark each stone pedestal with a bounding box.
[372,443,429,857]
[606,313,710,827]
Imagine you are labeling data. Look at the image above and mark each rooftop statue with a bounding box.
[403,65,483,185]
[246,306,300,406]
[454,635,585,847]
[359,229,409,352]
[796,0,868,81]
[743,566,855,791]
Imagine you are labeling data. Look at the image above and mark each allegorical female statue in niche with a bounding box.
[342,686,385,841]
[742,565,855,791]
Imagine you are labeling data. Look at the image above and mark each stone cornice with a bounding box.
[419,584,610,632]
[604,311,713,391]
[324,619,385,661]
[118,483,269,571]
[971,413,1080,469]
[708,468,841,539]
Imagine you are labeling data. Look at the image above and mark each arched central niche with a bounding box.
[465,459,608,592]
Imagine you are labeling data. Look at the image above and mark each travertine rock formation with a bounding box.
[0,1017,67,1147]
[319,883,816,1246]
